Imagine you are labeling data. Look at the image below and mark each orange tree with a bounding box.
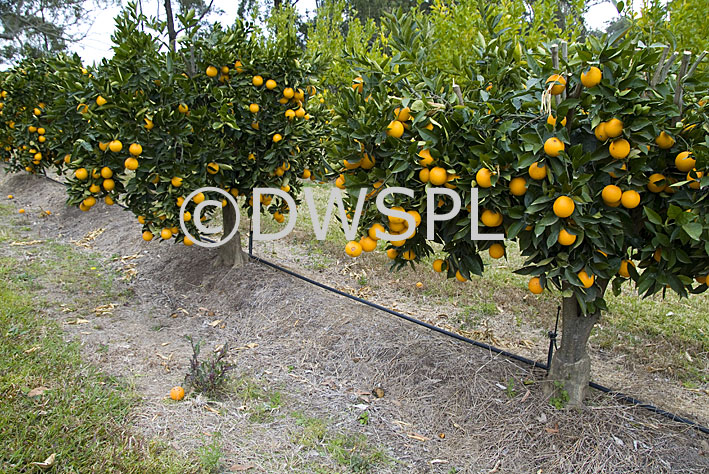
[330,12,708,405]
[41,4,325,263]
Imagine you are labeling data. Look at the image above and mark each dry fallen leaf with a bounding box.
[373,387,385,398]
[230,464,254,472]
[27,386,49,397]
[30,453,56,470]
[208,319,222,327]
[66,318,89,325]
[430,459,448,465]
[544,422,559,434]
[204,405,220,414]
[406,432,430,442]
[24,346,40,354]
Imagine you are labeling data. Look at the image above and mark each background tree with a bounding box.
[0,0,116,65]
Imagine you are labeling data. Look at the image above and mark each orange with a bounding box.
[129,143,142,156]
[553,196,575,218]
[557,228,577,246]
[83,196,96,208]
[696,276,707,285]
[194,192,205,204]
[546,74,566,95]
[249,103,259,113]
[594,122,608,141]
[386,248,398,259]
[252,75,263,86]
[386,120,404,138]
[170,386,185,401]
[476,168,493,188]
[480,209,503,227]
[609,138,630,159]
[100,167,113,179]
[102,179,115,191]
[619,260,635,278]
[509,177,527,196]
[206,66,218,77]
[647,174,665,193]
[429,167,448,186]
[104,196,114,206]
[178,103,189,114]
[295,107,306,118]
[369,223,385,240]
[433,259,447,272]
[273,133,283,143]
[283,87,294,99]
[183,236,194,246]
[655,131,674,149]
[18,208,25,214]
[418,149,434,166]
[96,95,107,106]
[345,241,362,257]
[601,184,622,204]
[359,236,377,252]
[266,79,277,90]
[489,243,505,259]
[402,250,416,261]
[528,277,544,294]
[604,118,623,138]
[675,151,695,172]
[455,270,467,282]
[161,228,173,240]
[207,162,219,174]
[577,270,594,288]
[302,169,311,179]
[109,140,123,152]
[419,168,430,183]
[394,107,411,121]
[543,137,565,157]
[361,153,375,169]
[171,177,183,187]
[352,76,363,93]
[285,109,296,120]
[124,157,139,170]
[75,168,88,180]
[653,249,662,263]
[144,118,154,130]
[580,66,602,88]
[546,114,567,127]
[528,162,547,180]
[142,231,154,241]
[687,170,703,190]
[335,174,346,189]
[620,190,640,209]
[407,210,422,227]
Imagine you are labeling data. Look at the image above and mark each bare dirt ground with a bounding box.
[1,170,708,473]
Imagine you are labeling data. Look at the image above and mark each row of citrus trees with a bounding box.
[1,6,707,404]
[0,5,327,246]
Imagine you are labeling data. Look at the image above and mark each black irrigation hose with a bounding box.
[25,171,709,436]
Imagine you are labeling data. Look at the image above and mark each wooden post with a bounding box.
[673,52,691,126]
[551,44,560,106]
[560,41,568,101]
[650,46,669,87]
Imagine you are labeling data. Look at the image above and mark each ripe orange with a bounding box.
[433,259,447,272]
[100,167,113,179]
[194,192,205,204]
[546,114,567,127]
[96,95,107,106]
[345,241,362,257]
[402,250,416,261]
[480,209,503,227]
[386,248,398,259]
[557,228,577,246]
[144,118,154,130]
[580,66,602,88]
[545,74,566,95]
[455,270,467,282]
[604,118,623,138]
[647,174,665,193]
[386,120,404,138]
[687,170,703,189]
[249,103,259,113]
[528,162,547,180]
[171,177,183,187]
[124,157,139,170]
[75,168,88,180]
[273,134,283,143]
[655,131,674,149]
[129,143,142,156]
[295,107,306,118]
[160,228,173,240]
[109,140,123,152]
[419,168,430,183]
[543,137,565,157]
[206,66,218,77]
[509,177,527,196]
[475,168,493,188]
[620,190,640,209]
[18,208,25,214]
[178,103,189,113]
[418,149,434,166]
[104,196,114,206]
[594,122,608,141]
[356,235,376,253]
[674,151,695,172]
[394,107,411,121]
[170,386,185,401]
[601,184,622,204]
[577,270,594,288]
[553,196,575,218]
[266,79,277,90]
[335,174,346,189]
[361,154,375,169]
[207,162,219,174]
[528,277,543,294]
[83,196,96,208]
[283,87,294,98]
[619,259,635,278]
[252,75,263,86]
[352,77,363,93]
[429,167,448,186]
[102,179,115,191]
[609,138,630,159]
[489,243,505,259]
[368,223,385,240]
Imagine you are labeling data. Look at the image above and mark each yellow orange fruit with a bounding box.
[75,168,88,180]
[602,184,622,204]
[480,209,503,227]
[266,79,277,90]
[578,270,594,288]
[546,74,566,95]
[433,259,447,272]
[553,196,575,218]
[386,120,404,138]
[619,260,635,278]
[109,140,123,152]
[594,122,608,141]
[528,162,547,180]
[142,231,154,241]
[455,271,467,282]
[558,228,577,246]
[418,149,433,166]
[170,386,185,401]
[609,138,630,159]
[489,243,505,259]
[655,131,675,149]
[620,190,640,209]
[345,240,363,257]
[647,174,665,193]
[528,277,543,294]
[476,168,493,188]
[675,151,695,172]
[369,223,385,240]
[129,143,142,156]
[429,167,448,186]
[543,137,565,157]
[252,75,263,86]
[124,157,139,170]
[604,118,623,138]
[206,66,218,77]
[580,66,602,88]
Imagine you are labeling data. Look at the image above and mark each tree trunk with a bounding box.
[545,281,607,407]
[216,200,248,268]
[164,0,177,51]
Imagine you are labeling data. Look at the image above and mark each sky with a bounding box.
[70,0,623,66]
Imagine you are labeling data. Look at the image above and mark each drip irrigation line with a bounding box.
[27,171,709,435]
